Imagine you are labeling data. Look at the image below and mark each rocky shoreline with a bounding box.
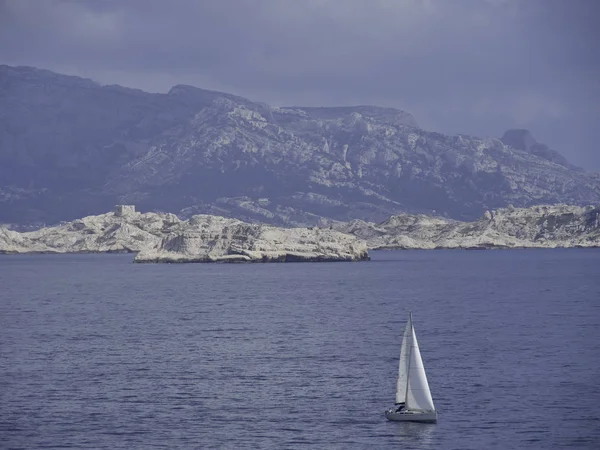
[0,206,369,263]
[1,204,599,262]
[334,204,600,250]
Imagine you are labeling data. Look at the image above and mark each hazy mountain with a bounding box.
[499,129,575,169]
[1,65,599,225]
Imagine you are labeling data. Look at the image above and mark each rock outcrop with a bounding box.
[335,204,600,249]
[1,204,597,256]
[0,206,369,263]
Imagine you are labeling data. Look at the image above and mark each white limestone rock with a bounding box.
[0,207,165,254]
[134,215,368,263]
[335,204,600,250]
[0,206,369,263]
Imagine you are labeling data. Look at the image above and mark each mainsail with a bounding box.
[405,321,436,412]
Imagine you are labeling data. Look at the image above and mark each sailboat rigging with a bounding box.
[385,312,438,423]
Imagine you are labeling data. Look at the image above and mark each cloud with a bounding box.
[0,0,599,168]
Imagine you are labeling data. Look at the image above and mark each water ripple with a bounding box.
[1,250,599,449]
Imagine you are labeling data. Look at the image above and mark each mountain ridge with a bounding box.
[1,65,598,226]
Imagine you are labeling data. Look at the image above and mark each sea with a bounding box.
[1,249,599,449]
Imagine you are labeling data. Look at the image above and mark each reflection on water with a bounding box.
[390,421,436,449]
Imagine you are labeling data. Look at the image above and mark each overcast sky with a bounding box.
[1,0,599,169]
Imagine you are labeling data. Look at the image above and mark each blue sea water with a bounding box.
[1,249,599,449]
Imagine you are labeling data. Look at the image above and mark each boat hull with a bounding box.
[385,409,437,423]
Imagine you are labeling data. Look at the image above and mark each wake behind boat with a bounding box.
[385,312,438,423]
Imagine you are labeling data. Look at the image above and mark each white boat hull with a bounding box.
[385,409,437,423]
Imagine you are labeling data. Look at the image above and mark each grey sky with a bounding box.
[1,0,599,169]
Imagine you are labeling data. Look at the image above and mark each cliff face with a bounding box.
[1,204,598,258]
[0,206,369,263]
[1,65,599,226]
[335,204,600,249]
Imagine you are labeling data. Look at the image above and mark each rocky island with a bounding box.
[335,204,600,250]
[0,206,369,263]
[2,204,598,259]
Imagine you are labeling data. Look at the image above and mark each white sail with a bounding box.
[405,323,436,412]
[395,318,412,404]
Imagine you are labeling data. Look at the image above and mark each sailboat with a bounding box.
[385,312,438,423]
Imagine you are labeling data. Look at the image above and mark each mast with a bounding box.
[403,312,413,406]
